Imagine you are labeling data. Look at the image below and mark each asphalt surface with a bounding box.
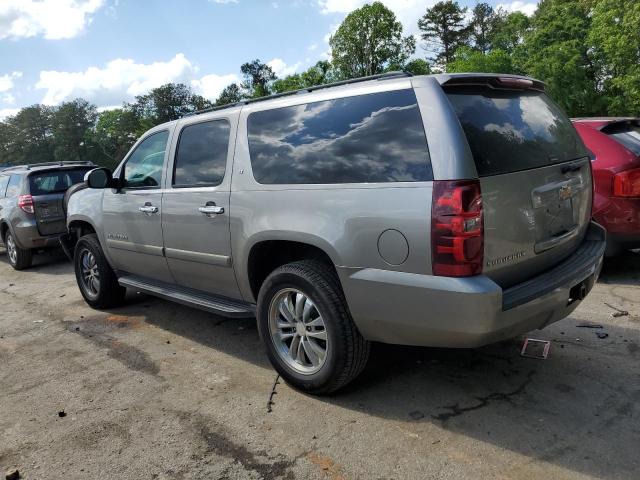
[0,248,639,480]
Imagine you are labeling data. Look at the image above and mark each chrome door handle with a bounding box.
[139,205,158,214]
[198,205,224,215]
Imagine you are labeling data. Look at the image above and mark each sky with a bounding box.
[0,0,539,119]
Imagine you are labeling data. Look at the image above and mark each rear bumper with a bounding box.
[338,222,606,348]
[11,219,61,250]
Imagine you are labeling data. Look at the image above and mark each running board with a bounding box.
[118,275,255,318]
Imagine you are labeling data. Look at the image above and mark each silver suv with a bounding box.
[65,73,606,393]
[0,162,94,269]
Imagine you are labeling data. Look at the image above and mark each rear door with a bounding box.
[444,80,591,287]
[161,116,241,300]
[28,168,91,236]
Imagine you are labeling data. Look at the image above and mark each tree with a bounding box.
[403,58,431,75]
[491,10,530,53]
[272,61,333,93]
[520,0,603,116]
[215,83,243,106]
[330,2,415,79]
[448,46,516,74]
[468,3,497,54]
[51,99,98,163]
[589,0,640,115]
[240,59,276,98]
[2,105,55,165]
[418,0,469,70]
[91,108,148,168]
[131,83,212,125]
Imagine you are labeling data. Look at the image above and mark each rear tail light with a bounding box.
[613,168,640,198]
[18,194,34,214]
[432,180,483,277]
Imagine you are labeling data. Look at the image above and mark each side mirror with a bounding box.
[86,168,113,189]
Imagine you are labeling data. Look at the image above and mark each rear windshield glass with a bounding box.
[29,168,91,195]
[603,122,640,156]
[446,88,586,176]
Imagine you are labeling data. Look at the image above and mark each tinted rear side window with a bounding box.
[602,122,640,156]
[28,168,91,196]
[247,89,432,184]
[173,120,230,188]
[446,88,586,176]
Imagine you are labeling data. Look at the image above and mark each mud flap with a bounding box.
[58,232,77,261]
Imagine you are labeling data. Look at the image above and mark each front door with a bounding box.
[102,129,173,283]
[161,117,241,299]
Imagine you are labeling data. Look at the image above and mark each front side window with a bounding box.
[247,89,432,184]
[6,175,22,197]
[0,175,9,197]
[173,120,230,188]
[122,131,169,188]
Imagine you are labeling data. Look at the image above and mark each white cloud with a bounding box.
[0,0,105,40]
[0,108,20,120]
[496,1,538,16]
[0,72,22,93]
[191,73,239,100]
[35,53,239,106]
[268,58,302,78]
[36,53,197,106]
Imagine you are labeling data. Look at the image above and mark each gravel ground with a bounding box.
[0,248,639,480]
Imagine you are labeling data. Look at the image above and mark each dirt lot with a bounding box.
[0,248,639,480]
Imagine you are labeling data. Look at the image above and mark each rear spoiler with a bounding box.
[436,74,545,92]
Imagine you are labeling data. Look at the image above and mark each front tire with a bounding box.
[5,231,32,270]
[74,233,126,309]
[257,260,370,395]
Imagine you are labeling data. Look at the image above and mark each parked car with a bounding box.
[0,161,95,269]
[572,118,640,255]
[64,73,605,394]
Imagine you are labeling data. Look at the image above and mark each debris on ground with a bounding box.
[605,302,629,317]
[5,468,20,480]
[520,338,550,359]
[577,323,603,329]
[58,410,66,418]
[266,375,280,413]
[596,332,609,339]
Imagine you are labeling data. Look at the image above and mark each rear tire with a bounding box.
[5,231,33,270]
[74,233,126,309]
[257,260,370,395]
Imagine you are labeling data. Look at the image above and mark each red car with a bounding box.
[572,118,640,255]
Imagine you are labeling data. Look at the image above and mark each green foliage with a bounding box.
[91,108,148,168]
[520,0,604,116]
[589,0,640,115]
[448,46,516,74]
[403,59,431,75]
[215,83,243,106]
[491,11,530,53]
[131,83,212,125]
[330,2,415,79]
[240,59,276,98]
[468,3,498,54]
[51,99,98,163]
[272,61,333,94]
[0,105,55,166]
[419,0,469,69]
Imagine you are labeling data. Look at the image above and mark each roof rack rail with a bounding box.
[183,71,413,118]
[0,161,96,172]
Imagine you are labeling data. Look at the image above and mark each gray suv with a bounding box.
[65,73,606,393]
[0,162,94,269]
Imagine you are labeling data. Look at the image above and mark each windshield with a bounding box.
[29,168,91,196]
[446,87,586,176]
